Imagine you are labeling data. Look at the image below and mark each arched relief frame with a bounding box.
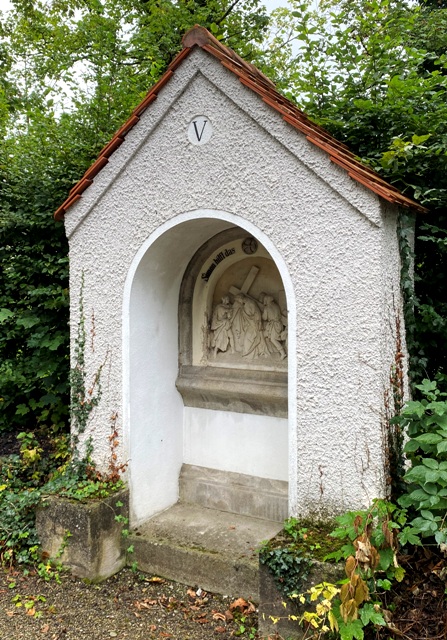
[176,228,288,417]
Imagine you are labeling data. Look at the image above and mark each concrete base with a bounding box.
[36,489,129,582]
[129,502,282,600]
[180,464,288,522]
[258,560,344,639]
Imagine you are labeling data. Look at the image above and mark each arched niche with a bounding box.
[177,228,288,417]
[125,212,295,527]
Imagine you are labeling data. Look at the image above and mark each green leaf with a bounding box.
[437,441,447,454]
[415,433,443,444]
[432,414,447,428]
[394,565,406,582]
[398,526,421,546]
[402,401,426,418]
[411,516,437,533]
[404,466,429,483]
[404,439,420,453]
[360,603,386,626]
[422,458,439,470]
[16,315,41,328]
[339,618,364,640]
[378,547,393,572]
[376,578,392,590]
[0,309,14,323]
[435,529,447,545]
[411,134,431,145]
[407,487,432,502]
[423,483,439,496]
[15,404,30,416]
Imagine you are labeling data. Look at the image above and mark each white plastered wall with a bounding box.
[64,46,404,525]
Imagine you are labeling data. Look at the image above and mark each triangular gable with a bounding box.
[54,25,428,221]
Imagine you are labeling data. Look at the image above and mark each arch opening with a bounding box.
[124,211,296,527]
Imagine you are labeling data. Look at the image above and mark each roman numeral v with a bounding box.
[192,120,207,142]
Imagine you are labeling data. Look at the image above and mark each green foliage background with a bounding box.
[256,0,447,383]
[0,0,446,434]
[0,0,270,434]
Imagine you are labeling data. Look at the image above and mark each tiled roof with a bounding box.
[54,25,428,221]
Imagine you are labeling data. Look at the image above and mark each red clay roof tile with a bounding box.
[54,24,428,221]
[69,178,93,197]
[83,155,109,182]
[101,137,125,159]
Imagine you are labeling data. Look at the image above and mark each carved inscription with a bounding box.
[201,247,235,282]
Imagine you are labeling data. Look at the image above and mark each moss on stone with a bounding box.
[261,517,343,562]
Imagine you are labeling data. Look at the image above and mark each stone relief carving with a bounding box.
[210,289,287,361]
[177,228,288,416]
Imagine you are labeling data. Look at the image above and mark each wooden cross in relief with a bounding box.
[229,266,260,298]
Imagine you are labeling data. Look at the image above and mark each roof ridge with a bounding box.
[54,25,428,221]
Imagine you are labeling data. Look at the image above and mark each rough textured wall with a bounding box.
[64,47,404,519]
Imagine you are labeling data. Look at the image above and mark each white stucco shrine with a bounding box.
[55,26,425,532]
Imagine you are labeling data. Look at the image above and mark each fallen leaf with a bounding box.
[159,633,171,638]
[187,588,196,598]
[27,607,36,616]
[196,618,209,624]
[197,597,209,605]
[134,598,159,611]
[246,601,256,614]
[224,610,233,622]
[41,624,50,634]
[145,576,165,584]
[229,598,249,612]
[212,612,226,622]
[6,611,14,617]
[215,626,226,633]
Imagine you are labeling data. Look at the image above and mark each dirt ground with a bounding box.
[0,567,260,640]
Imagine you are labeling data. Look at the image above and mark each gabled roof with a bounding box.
[54,25,428,221]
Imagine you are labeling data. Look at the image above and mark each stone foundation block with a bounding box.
[36,488,129,582]
[258,560,343,639]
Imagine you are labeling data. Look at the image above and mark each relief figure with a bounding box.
[210,290,287,361]
[262,295,287,360]
[236,294,268,360]
[210,296,235,357]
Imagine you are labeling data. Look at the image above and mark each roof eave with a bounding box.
[54,25,428,221]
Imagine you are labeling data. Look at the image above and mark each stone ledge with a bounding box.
[36,488,129,582]
[176,365,287,417]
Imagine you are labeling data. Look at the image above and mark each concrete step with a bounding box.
[179,464,288,523]
[129,502,282,600]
